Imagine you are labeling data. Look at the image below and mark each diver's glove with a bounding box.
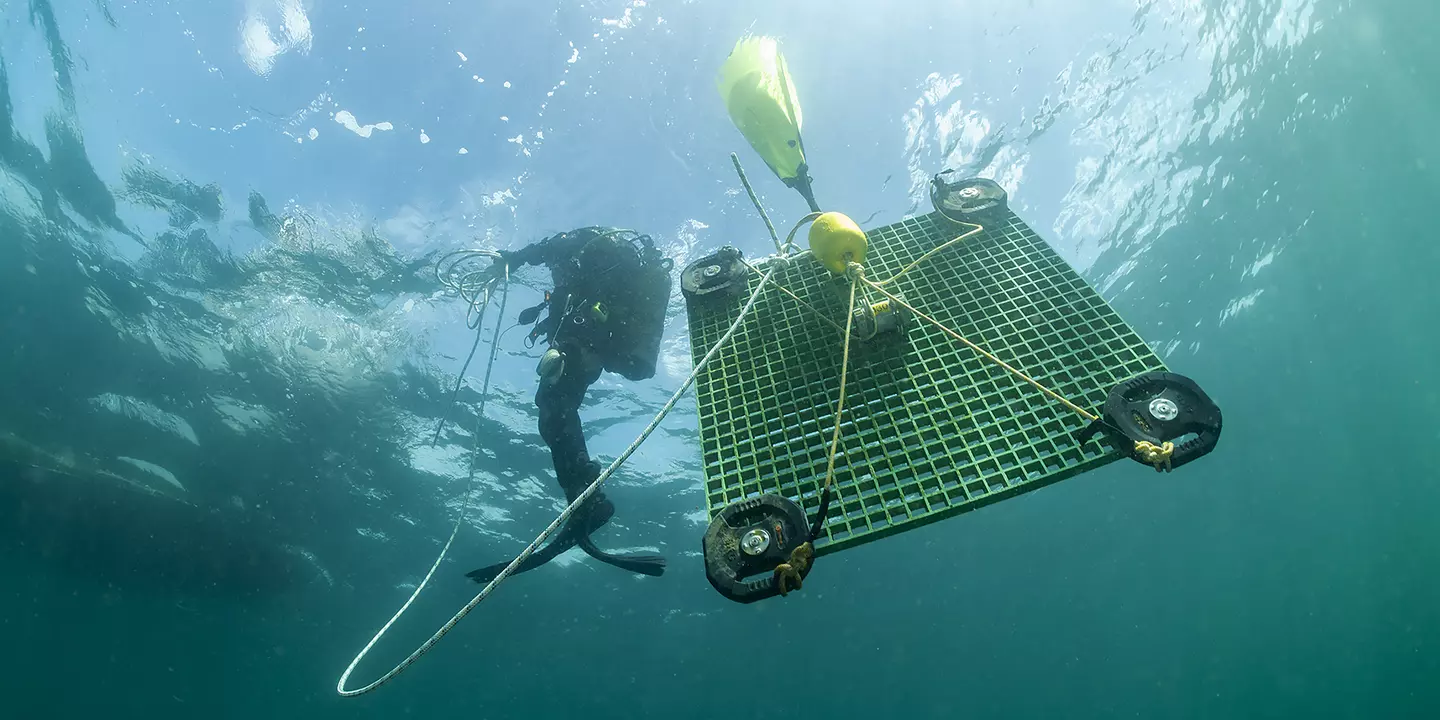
[485,251,513,281]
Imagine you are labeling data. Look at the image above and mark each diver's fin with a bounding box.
[576,535,667,577]
[464,498,616,584]
[717,35,819,211]
[464,531,578,584]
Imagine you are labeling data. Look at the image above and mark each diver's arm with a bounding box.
[499,241,548,267]
[500,231,587,268]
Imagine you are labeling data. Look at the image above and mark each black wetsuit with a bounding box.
[503,228,641,501]
[466,228,669,583]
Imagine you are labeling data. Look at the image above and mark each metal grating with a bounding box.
[684,210,1167,556]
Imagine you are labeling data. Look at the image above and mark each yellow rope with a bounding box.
[774,542,813,596]
[1134,440,1174,471]
[869,222,985,287]
[773,261,862,597]
[761,214,1111,598]
[861,279,1099,423]
[870,221,1187,474]
[822,265,862,497]
[739,257,846,335]
[762,211,1164,603]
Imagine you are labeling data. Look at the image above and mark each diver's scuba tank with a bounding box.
[603,268,672,381]
[595,235,673,382]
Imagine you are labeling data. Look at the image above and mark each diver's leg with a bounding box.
[535,342,605,503]
[465,343,614,584]
[531,342,667,579]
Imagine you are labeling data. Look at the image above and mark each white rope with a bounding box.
[336,257,786,697]
[334,265,507,696]
[731,152,783,254]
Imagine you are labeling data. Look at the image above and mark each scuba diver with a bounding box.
[464,227,674,584]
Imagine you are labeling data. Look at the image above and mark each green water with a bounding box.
[0,0,1437,717]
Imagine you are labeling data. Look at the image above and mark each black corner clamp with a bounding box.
[1076,371,1223,472]
[930,171,1009,226]
[680,246,747,305]
[702,494,813,604]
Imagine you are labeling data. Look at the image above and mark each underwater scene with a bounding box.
[1,1,1437,718]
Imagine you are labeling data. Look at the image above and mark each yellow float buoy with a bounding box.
[808,211,867,274]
